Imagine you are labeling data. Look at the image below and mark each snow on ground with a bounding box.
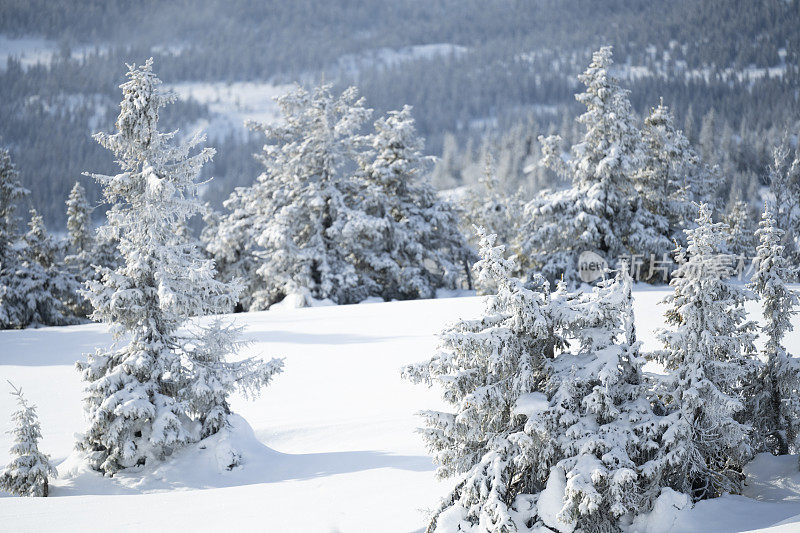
[1,288,800,532]
[165,81,293,141]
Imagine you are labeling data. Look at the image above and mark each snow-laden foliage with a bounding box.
[768,139,800,280]
[15,210,79,327]
[0,150,71,328]
[0,148,31,329]
[342,105,473,300]
[405,229,666,532]
[748,204,800,455]
[228,84,372,308]
[521,268,663,533]
[403,227,562,531]
[654,203,757,501]
[522,47,670,284]
[724,200,757,259]
[63,181,96,317]
[461,155,526,291]
[209,87,472,309]
[77,59,282,475]
[0,383,57,497]
[636,100,719,247]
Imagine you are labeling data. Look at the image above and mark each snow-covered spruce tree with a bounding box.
[7,210,78,327]
[654,203,757,500]
[516,267,664,533]
[0,148,30,329]
[341,106,474,301]
[724,200,757,260]
[748,204,800,455]
[242,84,372,308]
[63,181,96,317]
[636,100,719,246]
[0,383,57,497]
[77,59,282,475]
[406,243,666,532]
[523,47,670,284]
[403,227,562,531]
[768,138,800,278]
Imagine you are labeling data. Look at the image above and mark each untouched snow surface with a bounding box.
[2,290,800,532]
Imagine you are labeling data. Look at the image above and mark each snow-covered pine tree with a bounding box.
[406,240,666,532]
[516,266,664,533]
[523,47,670,284]
[402,227,562,531]
[236,84,372,308]
[77,59,281,475]
[768,137,800,278]
[0,148,31,329]
[748,204,800,455]
[63,181,95,317]
[341,106,474,301]
[725,200,757,260]
[654,203,757,500]
[6,210,77,327]
[0,383,57,497]
[636,100,718,247]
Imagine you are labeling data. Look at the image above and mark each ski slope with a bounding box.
[2,290,800,532]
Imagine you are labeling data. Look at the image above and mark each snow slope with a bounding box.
[1,289,800,532]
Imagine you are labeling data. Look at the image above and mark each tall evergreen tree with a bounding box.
[637,100,718,246]
[233,84,372,308]
[342,106,474,300]
[748,204,800,455]
[523,47,670,284]
[768,136,800,278]
[403,228,562,531]
[0,148,31,329]
[654,203,756,500]
[0,383,57,497]
[77,59,281,475]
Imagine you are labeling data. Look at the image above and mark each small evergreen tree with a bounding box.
[0,383,57,497]
[748,204,800,455]
[63,181,97,317]
[654,203,756,500]
[724,200,757,260]
[77,59,281,475]
[403,228,561,531]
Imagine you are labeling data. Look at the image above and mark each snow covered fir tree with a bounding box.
[207,85,472,310]
[748,204,800,455]
[0,150,77,329]
[76,59,282,475]
[404,228,669,532]
[522,47,671,284]
[654,203,757,500]
[0,383,57,497]
[62,181,96,317]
